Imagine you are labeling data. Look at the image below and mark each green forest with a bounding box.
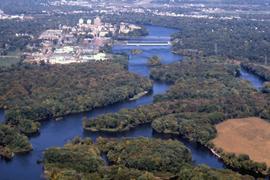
[0,59,152,158]
[0,124,32,159]
[43,137,252,180]
[84,57,270,176]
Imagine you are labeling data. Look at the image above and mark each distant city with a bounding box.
[25,17,143,64]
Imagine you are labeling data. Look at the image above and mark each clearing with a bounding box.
[213,117,270,166]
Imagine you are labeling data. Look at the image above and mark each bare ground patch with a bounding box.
[213,117,270,166]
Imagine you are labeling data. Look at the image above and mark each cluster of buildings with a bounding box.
[47,0,266,23]
[0,10,33,20]
[152,10,241,20]
[25,17,142,64]
[49,0,93,8]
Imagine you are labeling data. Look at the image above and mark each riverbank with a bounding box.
[129,91,149,101]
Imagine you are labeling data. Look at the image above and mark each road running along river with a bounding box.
[0,25,265,180]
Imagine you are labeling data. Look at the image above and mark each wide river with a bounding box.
[0,25,265,180]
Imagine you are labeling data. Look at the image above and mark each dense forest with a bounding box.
[0,59,152,158]
[43,137,252,179]
[0,124,32,159]
[84,57,270,176]
[262,82,270,94]
[85,58,270,135]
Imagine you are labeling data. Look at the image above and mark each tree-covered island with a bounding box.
[43,137,253,180]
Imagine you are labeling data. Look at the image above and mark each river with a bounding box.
[240,68,265,90]
[0,25,265,180]
[0,109,4,123]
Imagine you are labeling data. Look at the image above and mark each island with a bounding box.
[42,137,252,179]
[130,49,143,55]
[148,55,162,66]
[0,124,32,159]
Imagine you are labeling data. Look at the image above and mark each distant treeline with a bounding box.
[0,6,269,65]
[104,13,270,64]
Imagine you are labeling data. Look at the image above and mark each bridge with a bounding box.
[125,41,171,46]
[115,36,172,46]
[117,36,171,41]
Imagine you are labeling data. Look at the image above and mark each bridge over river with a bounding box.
[116,35,172,46]
[125,41,171,46]
[117,36,171,41]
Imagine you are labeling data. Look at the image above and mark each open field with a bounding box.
[213,117,270,166]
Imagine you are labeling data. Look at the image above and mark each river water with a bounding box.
[0,109,4,123]
[0,25,264,180]
[240,68,265,90]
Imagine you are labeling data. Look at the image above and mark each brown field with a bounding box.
[213,117,270,166]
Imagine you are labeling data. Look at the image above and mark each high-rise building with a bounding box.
[78,18,84,25]
[87,19,92,25]
[94,17,102,26]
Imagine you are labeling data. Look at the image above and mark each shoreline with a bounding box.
[129,91,149,101]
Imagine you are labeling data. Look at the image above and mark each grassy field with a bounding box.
[0,50,22,67]
[213,117,270,166]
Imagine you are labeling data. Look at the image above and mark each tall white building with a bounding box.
[94,16,102,26]
[87,19,92,25]
[78,18,84,25]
